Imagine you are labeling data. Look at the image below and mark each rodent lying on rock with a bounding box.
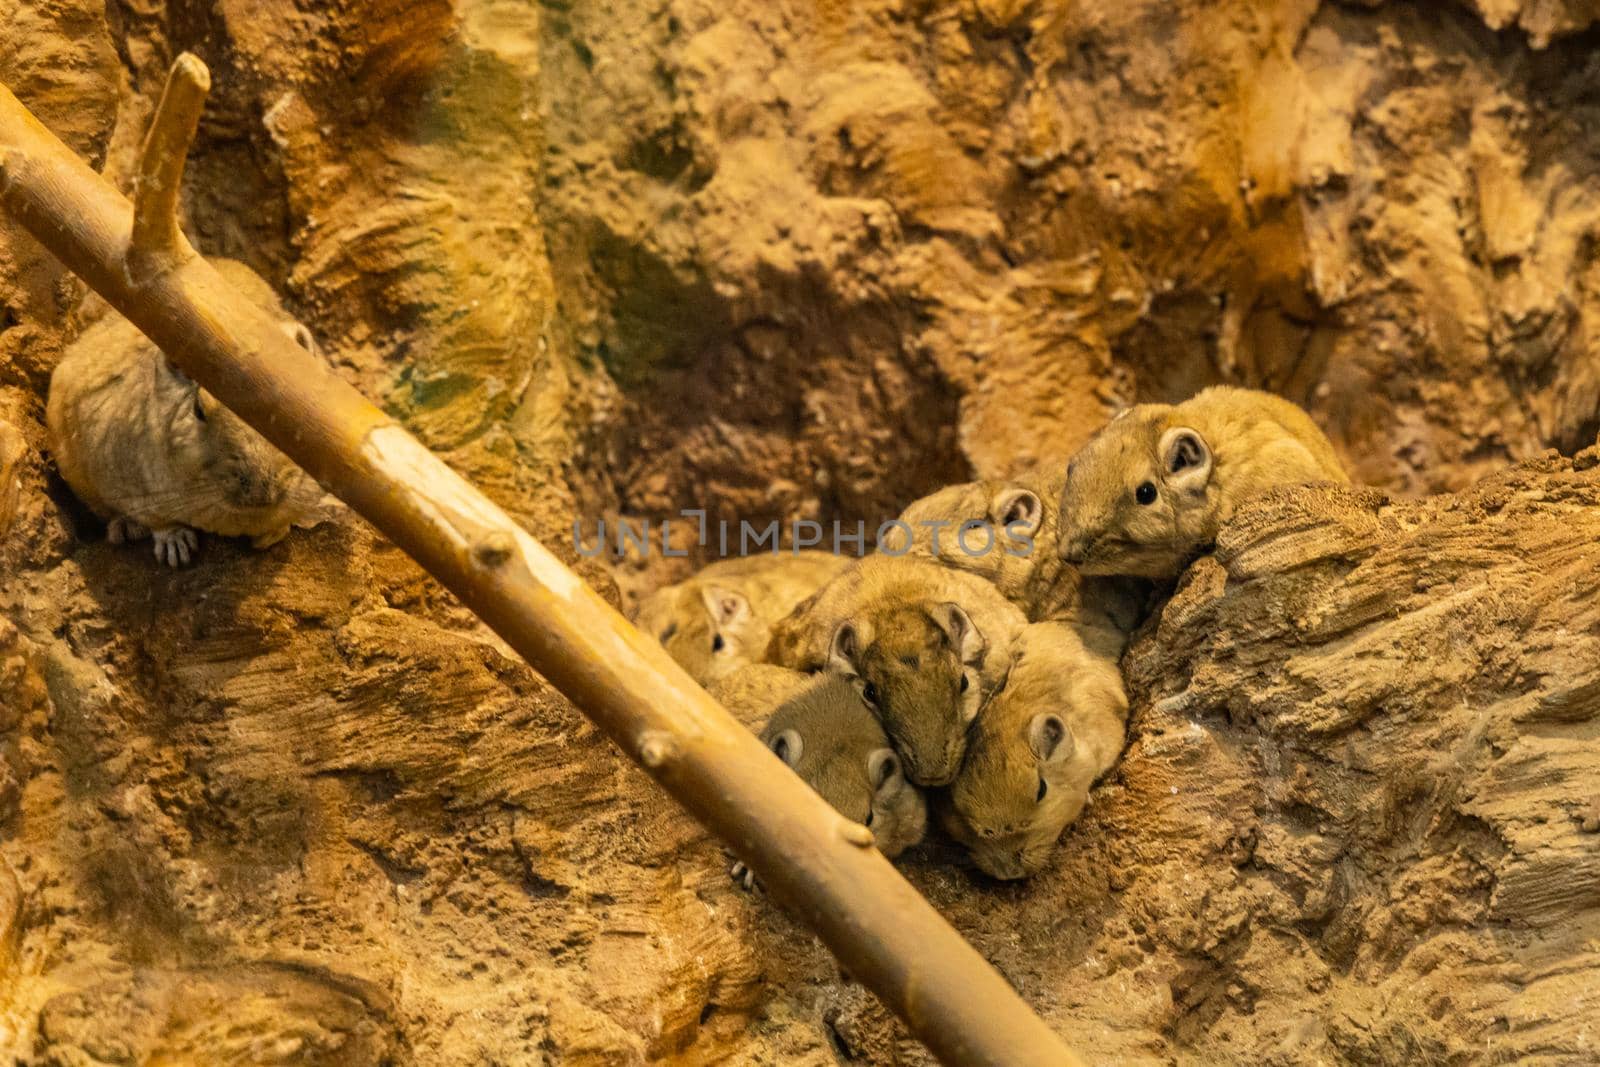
[943,621,1127,880]
[633,551,848,685]
[767,555,1027,786]
[725,673,929,889]
[827,597,1011,788]
[1057,385,1348,578]
[47,259,328,567]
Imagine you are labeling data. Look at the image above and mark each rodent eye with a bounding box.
[862,682,879,708]
[1036,777,1048,803]
[1135,481,1157,505]
[192,395,208,423]
[959,673,969,693]
[864,810,875,828]
[711,634,725,653]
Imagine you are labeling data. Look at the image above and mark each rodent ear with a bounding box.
[929,602,985,668]
[282,321,319,357]
[1159,426,1212,494]
[1028,713,1075,764]
[991,488,1042,535]
[701,585,751,628]
[828,620,862,676]
[769,728,804,768]
[867,747,903,794]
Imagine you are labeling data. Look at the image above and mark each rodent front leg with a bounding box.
[152,526,198,567]
[106,516,150,544]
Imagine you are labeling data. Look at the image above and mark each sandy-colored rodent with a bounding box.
[771,555,1026,786]
[828,598,1000,787]
[1057,385,1349,579]
[46,259,326,567]
[760,675,928,859]
[943,621,1128,880]
[632,551,849,685]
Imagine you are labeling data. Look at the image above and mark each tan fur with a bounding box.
[632,551,848,684]
[706,663,811,729]
[884,471,1152,654]
[46,259,325,566]
[880,467,1069,613]
[943,622,1128,880]
[768,554,1025,673]
[759,675,927,859]
[1058,386,1349,578]
[771,555,1027,786]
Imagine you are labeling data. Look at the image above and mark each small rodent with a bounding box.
[632,551,848,685]
[761,675,927,860]
[828,598,1010,787]
[47,259,326,566]
[1057,385,1348,579]
[943,621,1128,880]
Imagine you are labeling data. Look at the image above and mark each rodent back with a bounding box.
[1058,388,1346,578]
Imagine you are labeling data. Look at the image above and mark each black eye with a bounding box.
[862,682,879,708]
[1135,481,1157,505]
[864,810,875,828]
[192,395,207,422]
[959,674,969,693]
[1036,777,1048,802]
[711,634,725,653]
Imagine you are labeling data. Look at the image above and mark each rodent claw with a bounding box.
[729,861,760,893]
[153,527,197,567]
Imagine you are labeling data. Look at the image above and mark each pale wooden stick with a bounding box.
[128,52,209,270]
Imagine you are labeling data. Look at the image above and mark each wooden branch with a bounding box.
[0,63,1084,1067]
[128,52,208,274]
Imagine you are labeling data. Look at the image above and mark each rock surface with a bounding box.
[3,0,1599,1064]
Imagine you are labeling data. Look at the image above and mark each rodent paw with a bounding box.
[729,861,761,894]
[106,517,150,544]
[152,527,198,567]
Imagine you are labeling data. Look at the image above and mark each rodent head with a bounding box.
[1057,407,1216,578]
[639,583,766,685]
[945,710,1085,880]
[762,678,927,858]
[828,601,987,787]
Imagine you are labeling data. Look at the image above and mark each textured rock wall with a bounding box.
[2,0,1599,1063]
